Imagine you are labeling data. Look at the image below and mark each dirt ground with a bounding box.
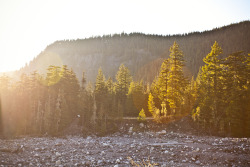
[0,117,250,167]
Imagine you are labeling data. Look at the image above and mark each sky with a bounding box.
[0,0,249,72]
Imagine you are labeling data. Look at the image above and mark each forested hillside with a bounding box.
[18,21,250,83]
[0,21,249,138]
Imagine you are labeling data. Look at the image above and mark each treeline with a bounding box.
[19,21,250,83]
[148,41,250,137]
[0,42,249,137]
[0,64,149,137]
[192,43,250,137]
[0,66,80,136]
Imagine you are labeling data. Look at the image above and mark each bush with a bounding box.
[137,109,146,122]
[127,156,158,167]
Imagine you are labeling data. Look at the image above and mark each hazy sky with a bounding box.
[0,0,249,72]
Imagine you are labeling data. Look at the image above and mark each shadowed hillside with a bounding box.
[18,21,250,82]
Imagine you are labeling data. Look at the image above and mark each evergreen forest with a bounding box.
[0,41,249,138]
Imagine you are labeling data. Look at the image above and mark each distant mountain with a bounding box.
[17,21,250,83]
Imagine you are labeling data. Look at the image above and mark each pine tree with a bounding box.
[127,81,146,116]
[184,76,198,114]
[114,64,132,116]
[79,71,87,126]
[148,93,156,117]
[106,77,114,94]
[158,60,170,104]
[193,41,225,133]
[82,82,94,131]
[137,108,146,122]
[167,41,187,115]
[150,76,161,109]
[44,66,61,134]
[224,51,250,136]
[95,68,108,134]
[115,64,132,95]
[105,77,116,118]
[95,68,107,97]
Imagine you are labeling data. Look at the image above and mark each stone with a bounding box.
[195,160,200,164]
[157,130,167,135]
[56,152,61,157]
[56,160,61,165]
[139,123,144,128]
[86,136,92,140]
[97,160,103,164]
[55,143,62,146]
[129,127,133,134]
[100,151,105,156]
[116,159,120,163]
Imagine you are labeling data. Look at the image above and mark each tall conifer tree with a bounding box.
[167,42,187,115]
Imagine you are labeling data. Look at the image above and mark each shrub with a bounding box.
[137,109,146,122]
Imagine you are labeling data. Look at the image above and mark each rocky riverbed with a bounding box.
[0,127,250,167]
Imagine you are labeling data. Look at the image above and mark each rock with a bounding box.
[34,153,39,157]
[157,130,167,135]
[100,151,105,156]
[97,160,103,164]
[56,152,61,157]
[56,160,61,165]
[195,160,200,164]
[114,165,119,167]
[164,150,169,153]
[191,158,195,161]
[116,159,120,163]
[185,140,193,143]
[86,136,92,140]
[129,127,133,134]
[55,142,63,146]
[102,143,109,147]
[85,161,91,166]
[139,123,144,128]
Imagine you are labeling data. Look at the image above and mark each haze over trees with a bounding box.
[192,43,250,137]
[16,21,250,83]
[0,21,249,137]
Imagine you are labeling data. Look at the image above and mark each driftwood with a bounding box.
[0,145,24,153]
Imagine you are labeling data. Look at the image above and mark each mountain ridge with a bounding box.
[14,20,250,83]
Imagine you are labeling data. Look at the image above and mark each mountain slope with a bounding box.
[18,21,250,83]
